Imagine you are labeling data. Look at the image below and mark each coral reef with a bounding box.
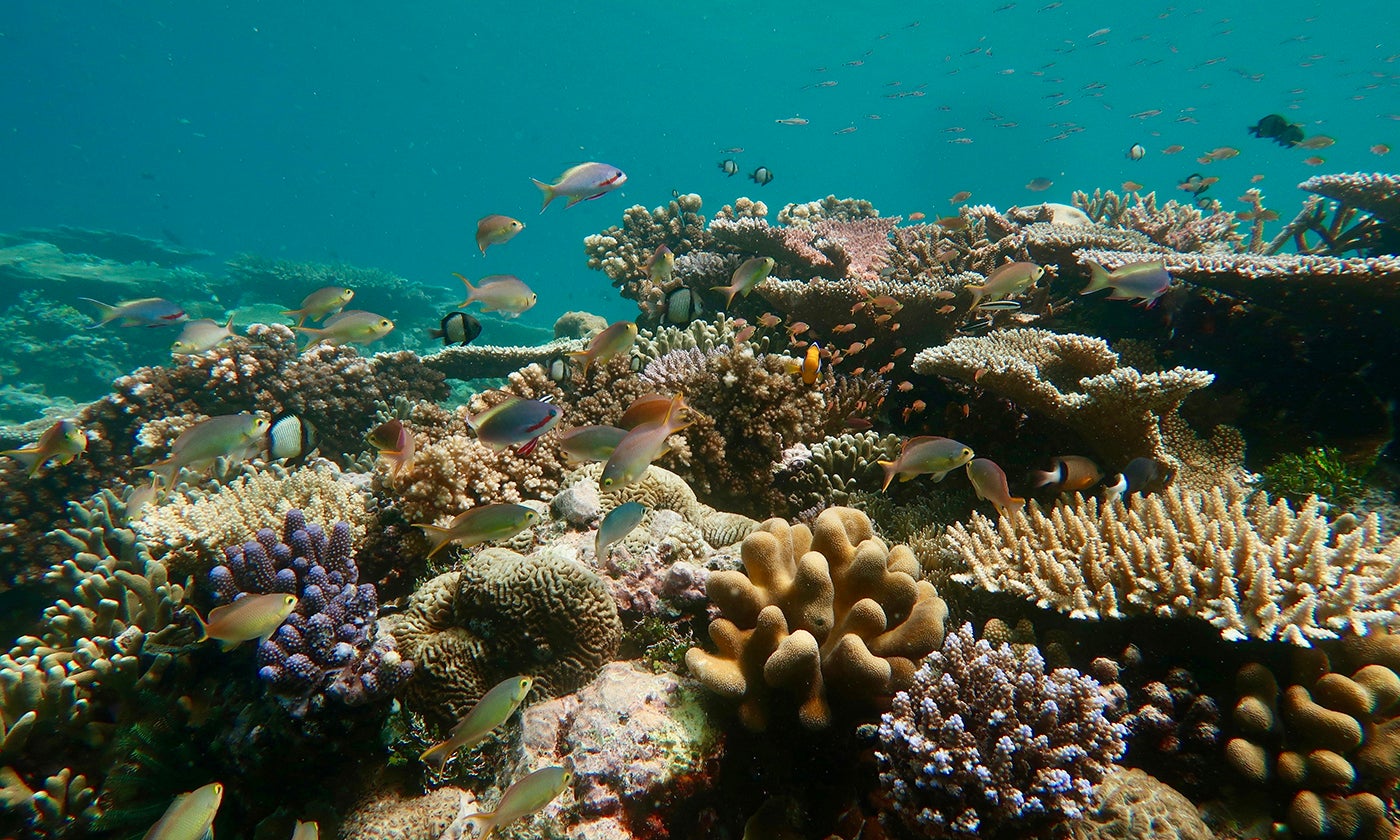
[1066,767,1211,840]
[943,482,1400,645]
[383,547,621,730]
[340,784,472,840]
[209,510,411,716]
[875,623,1126,839]
[685,507,948,731]
[770,431,903,515]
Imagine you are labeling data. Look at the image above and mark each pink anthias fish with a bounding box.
[1080,259,1172,305]
[966,458,1025,515]
[531,162,627,213]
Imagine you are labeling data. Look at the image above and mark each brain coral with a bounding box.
[685,506,947,731]
[382,547,621,730]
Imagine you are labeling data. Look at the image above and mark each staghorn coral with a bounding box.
[1225,635,1400,840]
[912,328,1214,468]
[943,482,1400,646]
[382,547,621,730]
[133,459,373,581]
[685,507,948,731]
[875,623,1126,839]
[1108,191,1244,253]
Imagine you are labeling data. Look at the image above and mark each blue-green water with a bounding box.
[3,2,1394,329]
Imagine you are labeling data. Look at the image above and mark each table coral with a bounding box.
[943,482,1400,646]
[875,623,1126,839]
[382,547,621,730]
[911,328,1214,468]
[685,506,947,731]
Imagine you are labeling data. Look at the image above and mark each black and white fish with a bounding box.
[267,413,317,464]
[430,311,483,346]
[749,166,774,186]
[718,159,739,176]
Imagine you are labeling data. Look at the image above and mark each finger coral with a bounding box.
[943,482,1400,646]
[685,506,947,731]
[875,623,1126,839]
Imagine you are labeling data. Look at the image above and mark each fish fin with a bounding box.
[415,524,456,559]
[223,314,236,333]
[77,297,117,328]
[929,469,952,482]
[429,327,445,340]
[531,178,556,213]
[419,741,452,771]
[877,460,898,492]
[182,605,211,643]
[1080,261,1112,295]
[463,813,497,840]
[564,194,587,209]
[567,351,592,377]
[708,284,739,309]
[1028,468,1059,489]
[516,436,542,457]
[2,448,42,477]
[964,284,984,308]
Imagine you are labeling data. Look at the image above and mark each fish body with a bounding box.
[431,311,484,346]
[143,413,268,483]
[290,821,318,840]
[464,766,572,840]
[476,215,525,254]
[267,413,316,464]
[467,395,562,451]
[646,246,675,285]
[975,299,1023,312]
[711,257,776,308]
[1247,114,1303,147]
[965,262,1043,307]
[601,396,695,490]
[1126,143,1146,160]
[878,436,975,490]
[188,593,298,651]
[1105,457,1172,499]
[455,274,537,317]
[421,676,534,770]
[126,478,164,522]
[367,419,416,483]
[531,162,627,212]
[619,393,679,429]
[1030,455,1102,491]
[966,458,1025,514]
[81,297,187,329]
[2,419,86,478]
[171,316,236,356]
[569,321,637,376]
[749,166,774,185]
[1080,259,1171,304]
[293,310,394,348]
[142,782,223,840]
[948,190,973,204]
[416,503,539,559]
[281,287,354,326]
[719,159,739,176]
[558,425,629,464]
[596,502,647,556]
[786,343,822,385]
[1026,177,1054,191]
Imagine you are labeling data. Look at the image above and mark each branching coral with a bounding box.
[875,623,1126,839]
[685,507,948,731]
[943,482,1400,646]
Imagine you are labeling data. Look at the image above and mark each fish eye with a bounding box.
[602,477,613,487]
[380,319,391,327]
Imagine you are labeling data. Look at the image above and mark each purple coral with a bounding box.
[875,623,1126,839]
[213,509,413,716]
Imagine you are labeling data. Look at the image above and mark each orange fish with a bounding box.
[948,190,973,204]
[1030,455,1102,492]
[896,380,913,392]
[758,313,782,328]
[1121,181,1144,192]
[966,458,1025,515]
[367,420,415,484]
[733,324,757,345]
[1303,156,1325,166]
[787,321,810,337]
[936,215,970,230]
[877,362,895,375]
[1297,135,1334,150]
[1371,144,1391,155]
[937,304,957,314]
[788,344,822,385]
[1250,174,1266,183]
[908,211,927,221]
[846,341,864,355]
[1162,144,1185,154]
[891,347,906,358]
[874,314,892,325]
[618,393,676,429]
[911,399,927,413]
[833,322,858,334]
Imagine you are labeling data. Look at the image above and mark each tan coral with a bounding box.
[943,482,1400,646]
[564,463,758,549]
[685,507,947,731]
[339,784,472,840]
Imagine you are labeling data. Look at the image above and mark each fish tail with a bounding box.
[709,284,738,309]
[453,272,478,306]
[963,284,984,308]
[416,524,455,559]
[464,813,498,840]
[531,178,556,213]
[78,297,118,328]
[290,325,327,349]
[2,447,42,476]
[419,742,451,771]
[1080,261,1113,295]
[567,351,592,377]
[1029,465,1062,488]
[223,313,236,333]
[428,327,445,340]
[182,604,211,643]
[878,460,898,492]
[279,309,310,327]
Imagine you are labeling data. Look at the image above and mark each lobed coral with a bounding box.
[685,507,948,731]
[943,482,1400,646]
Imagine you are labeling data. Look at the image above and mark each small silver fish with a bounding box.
[975,300,1023,312]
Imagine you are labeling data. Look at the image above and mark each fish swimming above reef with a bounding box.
[966,457,1025,515]
[186,593,298,651]
[646,245,675,285]
[281,286,354,326]
[1105,457,1172,499]
[142,781,223,840]
[454,273,537,317]
[711,257,776,308]
[420,675,534,770]
[140,413,268,484]
[786,343,822,385]
[569,321,638,376]
[601,395,695,490]
[266,412,316,464]
[1247,113,1304,147]
[618,392,689,430]
[293,310,395,348]
[431,311,483,346]
[558,425,629,464]
[457,766,573,840]
[1079,259,1171,305]
[1030,455,1102,491]
[531,162,627,212]
[879,436,975,491]
[1126,143,1146,160]
[80,296,187,328]
[170,315,236,356]
[965,261,1044,308]
[476,214,525,254]
[750,166,774,186]
[416,503,540,559]
[466,394,562,452]
[1,418,86,478]
[596,501,647,556]
[367,418,415,483]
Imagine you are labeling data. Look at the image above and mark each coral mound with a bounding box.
[875,623,1126,839]
[685,506,947,731]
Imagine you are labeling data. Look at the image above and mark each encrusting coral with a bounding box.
[942,482,1400,646]
[685,506,948,731]
[875,623,1127,839]
[382,547,621,730]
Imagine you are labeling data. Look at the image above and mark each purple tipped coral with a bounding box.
[213,509,413,715]
[875,624,1126,839]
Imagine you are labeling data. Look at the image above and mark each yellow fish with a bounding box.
[646,245,675,285]
[878,436,975,491]
[965,262,1044,308]
[2,419,86,478]
[293,310,394,348]
[186,593,298,651]
[415,504,539,559]
[139,413,268,485]
[281,286,355,326]
[568,321,637,376]
[966,457,1025,515]
[290,821,318,840]
[170,315,236,356]
[711,257,776,308]
[476,215,525,254]
[461,766,572,839]
[420,676,534,770]
[785,343,822,385]
[142,782,223,840]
